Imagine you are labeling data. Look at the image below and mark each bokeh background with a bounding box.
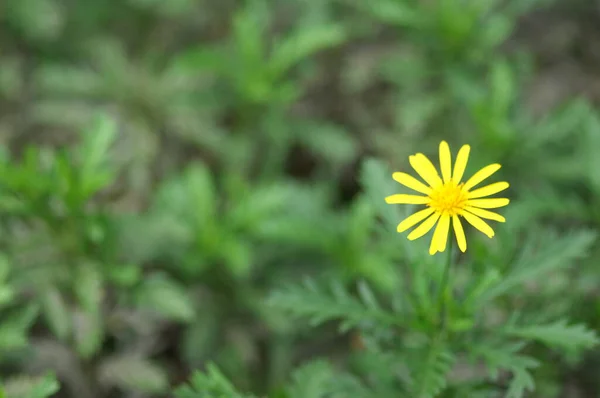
[2,0,600,397]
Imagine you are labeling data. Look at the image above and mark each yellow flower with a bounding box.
[385,141,509,255]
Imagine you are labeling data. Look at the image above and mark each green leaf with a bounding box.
[269,24,346,79]
[98,356,170,394]
[73,309,104,359]
[472,342,538,398]
[286,360,334,398]
[174,363,257,398]
[184,164,217,227]
[78,112,118,197]
[503,319,599,352]
[410,337,455,398]
[267,278,399,332]
[41,288,71,341]
[135,274,195,322]
[0,304,38,351]
[483,229,596,301]
[74,263,104,314]
[585,113,600,193]
[352,0,423,27]
[298,122,357,167]
[3,372,60,398]
[359,158,401,233]
[489,58,514,116]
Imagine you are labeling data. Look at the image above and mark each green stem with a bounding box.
[437,236,453,330]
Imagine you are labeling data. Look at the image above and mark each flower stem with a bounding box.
[437,237,453,330]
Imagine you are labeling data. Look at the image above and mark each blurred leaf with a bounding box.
[135,274,195,322]
[585,113,600,193]
[41,288,71,341]
[299,123,357,166]
[98,356,169,394]
[3,372,60,398]
[74,263,104,314]
[359,158,401,232]
[4,0,65,41]
[181,309,220,367]
[489,58,514,117]
[269,24,347,79]
[484,229,596,301]
[353,0,423,27]
[286,360,335,398]
[503,320,599,352]
[0,306,38,350]
[73,309,104,358]
[78,113,118,197]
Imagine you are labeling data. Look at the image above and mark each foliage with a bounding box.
[2,0,600,397]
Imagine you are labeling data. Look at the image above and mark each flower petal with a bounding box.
[467,181,509,199]
[439,141,452,184]
[429,213,450,255]
[461,211,495,238]
[463,163,501,191]
[467,198,510,209]
[385,194,430,205]
[409,153,443,188]
[397,207,435,233]
[407,212,440,241]
[464,206,505,222]
[452,144,470,183]
[393,172,432,195]
[452,215,467,252]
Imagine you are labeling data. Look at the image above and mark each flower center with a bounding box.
[428,181,468,216]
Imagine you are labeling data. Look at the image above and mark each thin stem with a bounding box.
[437,236,453,330]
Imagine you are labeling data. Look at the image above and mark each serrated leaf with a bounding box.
[484,229,596,301]
[503,320,599,351]
[267,279,398,333]
[411,337,455,398]
[286,360,334,398]
[174,363,257,398]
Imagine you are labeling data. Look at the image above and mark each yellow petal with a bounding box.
[407,212,440,241]
[452,144,470,183]
[467,181,510,199]
[439,141,452,184]
[385,194,430,205]
[397,207,435,233]
[452,215,467,252]
[463,163,501,191]
[467,198,510,209]
[464,206,505,222]
[409,153,443,188]
[461,211,495,238]
[429,213,450,255]
[392,172,432,195]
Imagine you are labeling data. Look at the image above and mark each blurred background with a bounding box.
[2,0,600,397]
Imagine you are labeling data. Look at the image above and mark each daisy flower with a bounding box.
[385,141,509,255]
